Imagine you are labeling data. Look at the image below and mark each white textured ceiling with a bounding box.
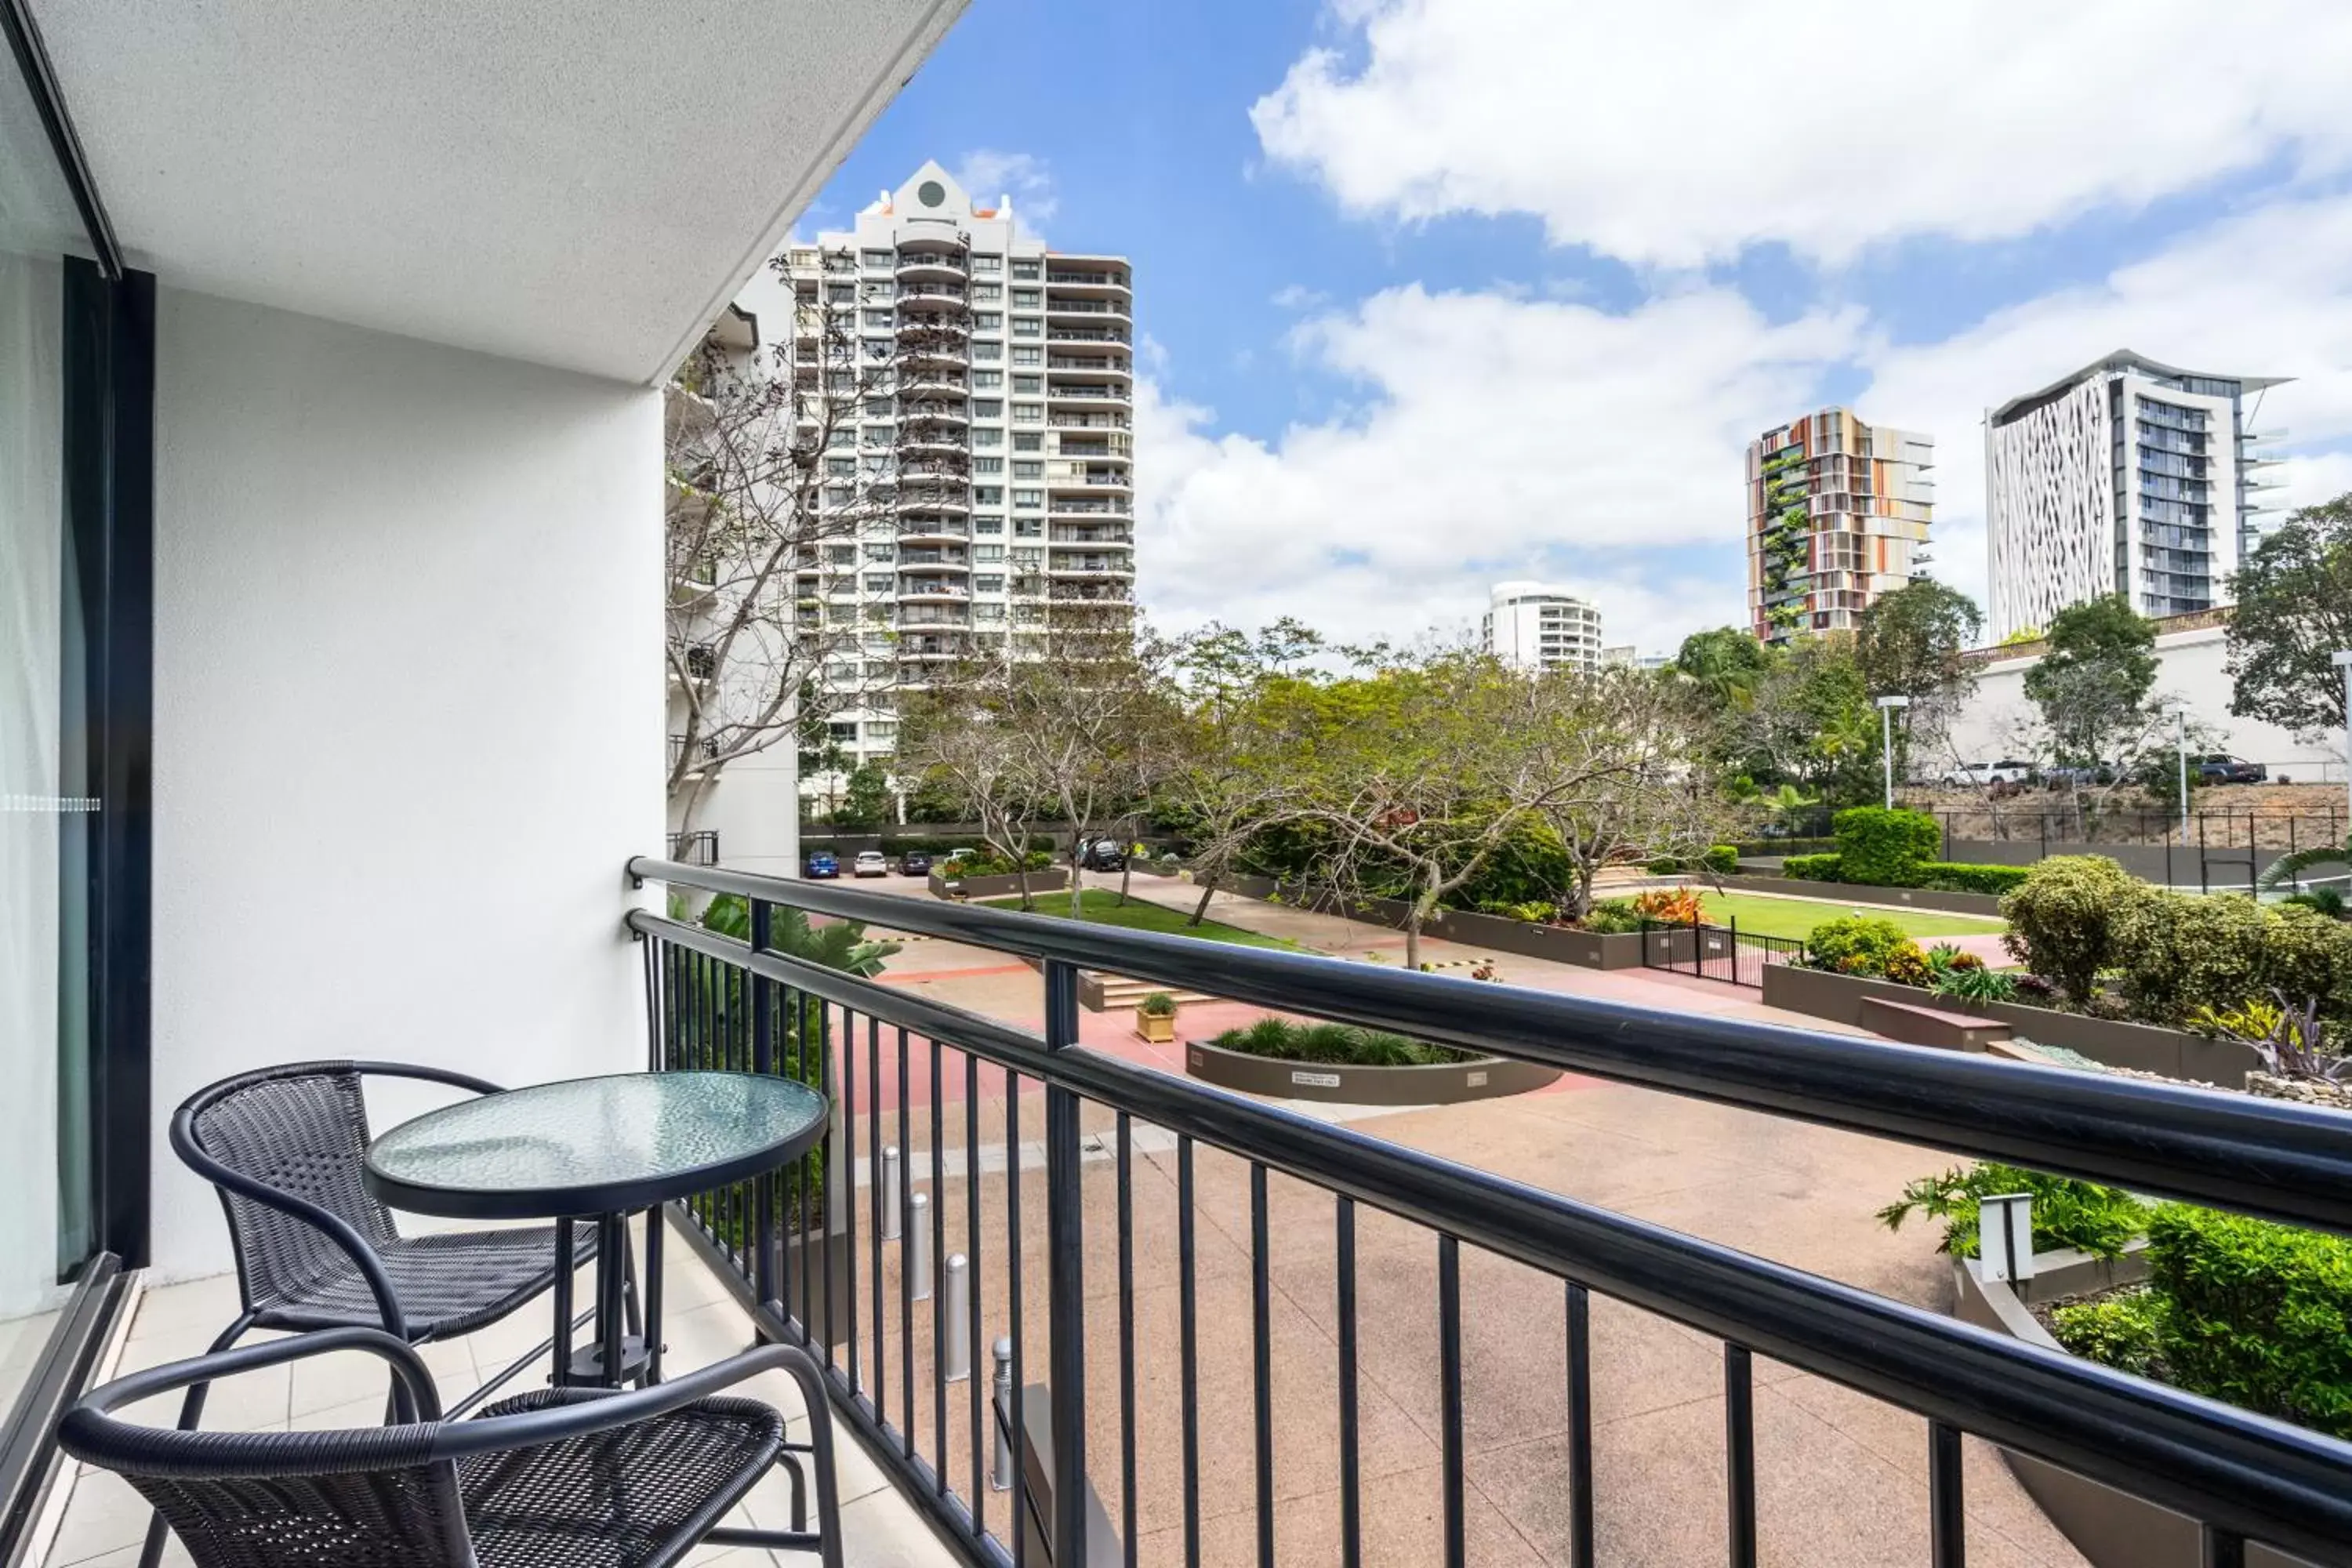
[31,0,965,383]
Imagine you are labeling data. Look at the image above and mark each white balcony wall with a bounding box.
[150,291,661,1282]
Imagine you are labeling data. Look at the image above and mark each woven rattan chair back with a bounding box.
[188,1067,401,1320]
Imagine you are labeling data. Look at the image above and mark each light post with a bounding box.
[2169,706,2189,842]
[1875,695,1911,811]
[2334,652,2352,829]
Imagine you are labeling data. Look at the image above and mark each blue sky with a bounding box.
[797,0,2352,653]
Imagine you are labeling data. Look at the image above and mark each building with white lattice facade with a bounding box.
[1984,350,2287,641]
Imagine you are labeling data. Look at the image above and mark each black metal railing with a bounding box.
[665,829,718,866]
[1638,916,1806,987]
[625,858,2352,1568]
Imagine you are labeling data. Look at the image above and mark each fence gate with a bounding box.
[1639,917,1803,988]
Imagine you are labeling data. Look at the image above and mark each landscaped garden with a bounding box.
[1693,889,2004,942]
[978,887,1298,949]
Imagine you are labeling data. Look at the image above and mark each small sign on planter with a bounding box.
[1290,1069,1342,1088]
[1978,1191,2036,1283]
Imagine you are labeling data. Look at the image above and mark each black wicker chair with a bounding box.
[63,1330,843,1568]
[141,1061,633,1568]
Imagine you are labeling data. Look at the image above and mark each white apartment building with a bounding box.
[1746,408,1934,644]
[758,162,1135,786]
[1483,583,1604,673]
[1984,350,2288,641]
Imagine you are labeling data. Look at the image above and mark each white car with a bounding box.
[852,849,889,878]
[1944,760,2035,788]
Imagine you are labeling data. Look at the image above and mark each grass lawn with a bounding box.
[1695,890,2005,942]
[978,887,1299,949]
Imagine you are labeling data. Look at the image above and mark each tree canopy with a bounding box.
[2227,492,2352,740]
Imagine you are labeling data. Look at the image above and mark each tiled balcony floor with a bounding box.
[42,1223,960,1568]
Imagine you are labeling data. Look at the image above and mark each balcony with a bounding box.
[1049,524,1131,544]
[1043,296,1127,318]
[1044,325,1130,344]
[1047,385,1130,404]
[1047,496,1131,515]
[897,517,971,541]
[895,549,968,568]
[1044,267,1130,289]
[1046,556,1130,575]
[1048,411,1131,430]
[895,249,967,281]
[1046,356,1130,375]
[898,281,967,306]
[895,604,971,627]
[895,488,971,514]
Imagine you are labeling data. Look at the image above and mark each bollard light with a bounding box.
[943,1254,971,1381]
[989,1337,1015,1492]
[1978,1192,2036,1284]
[909,1191,932,1300]
[882,1145,902,1240]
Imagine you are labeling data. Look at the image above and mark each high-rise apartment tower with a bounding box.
[1984,350,2286,641]
[1483,583,1603,673]
[776,162,1134,777]
[1745,408,1933,644]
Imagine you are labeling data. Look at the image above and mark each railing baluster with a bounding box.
[1252,1162,1275,1568]
[843,1004,860,1396]
[1118,1112,1138,1568]
[1044,958,1089,1566]
[1179,1135,1200,1568]
[751,900,774,1302]
[932,1034,949,1494]
[1726,1343,1757,1568]
[967,1047,985,1541]
[2203,1525,2246,1568]
[1338,1196,1361,1568]
[1930,1419,1965,1568]
[1438,1234,1465,1568]
[1007,1062,1027,1568]
[1566,1282,1594,1568]
[870,1014,885,1425]
[900,1025,916,1456]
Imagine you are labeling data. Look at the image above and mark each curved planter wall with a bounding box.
[927,868,1071,901]
[1184,1038,1561,1105]
[1951,1252,2312,1568]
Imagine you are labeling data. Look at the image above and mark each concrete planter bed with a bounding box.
[1715,873,2004,918]
[927,867,1070,901]
[1183,1037,1561,1105]
[1217,878,1683,970]
[1759,964,2257,1087]
[1952,1250,2313,1568]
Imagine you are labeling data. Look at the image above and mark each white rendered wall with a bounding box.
[1947,624,2346,782]
[151,291,662,1282]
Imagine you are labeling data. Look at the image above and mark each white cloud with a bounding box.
[1138,193,2352,655]
[1134,285,1860,652]
[1250,0,2352,267]
[951,149,1058,230]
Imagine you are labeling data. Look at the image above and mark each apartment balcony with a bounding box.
[1044,325,1130,345]
[897,576,972,602]
[897,281,967,307]
[1047,496,1131,515]
[895,488,971,515]
[897,517,971,542]
[1046,556,1131,576]
[1046,356,1131,377]
[897,338,968,369]
[896,312,969,339]
[1048,524,1133,544]
[898,397,969,424]
[895,549,969,568]
[1044,583,1131,603]
[1044,266,1131,292]
[895,248,967,281]
[895,604,971,628]
[1043,296,1129,320]
[1046,384,1130,404]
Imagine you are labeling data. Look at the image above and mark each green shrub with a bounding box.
[1581,898,1642,935]
[952,848,1056,877]
[1138,992,1178,1017]
[1211,1016,1475,1067]
[1476,899,1557,924]
[2144,1206,2352,1439]
[1917,862,2032,895]
[1881,941,1932,987]
[1999,855,2146,1004]
[1804,915,1913,976]
[1877,1162,2151,1261]
[2264,902,2352,1018]
[1780,853,1843,881]
[2111,891,2271,1025]
[1832,807,1943,887]
[2049,1289,2169,1381]
[1932,964,2018,1004]
[1645,855,1682,874]
[1702,844,1739,876]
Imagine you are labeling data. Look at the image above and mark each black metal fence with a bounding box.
[1638,916,1805,988]
[666,829,718,866]
[626,857,2352,1568]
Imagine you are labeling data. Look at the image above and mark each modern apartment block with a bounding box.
[1483,583,1604,673]
[1984,350,2287,641]
[1745,408,1934,644]
[774,161,1134,781]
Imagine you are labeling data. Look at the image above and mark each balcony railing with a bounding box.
[1045,270,1129,287]
[1047,497,1130,515]
[1044,326,1129,343]
[626,865,2352,1568]
[1044,356,1129,372]
[1047,412,1130,430]
[1047,385,1128,402]
[662,829,718,866]
[1042,298,1124,315]
[1048,526,1131,544]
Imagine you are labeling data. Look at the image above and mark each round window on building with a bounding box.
[917,180,946,208]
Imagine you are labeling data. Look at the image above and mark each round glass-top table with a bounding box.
[364,1072,829,1388]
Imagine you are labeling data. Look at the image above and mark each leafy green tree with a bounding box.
[2226,492,2352,739]
[1737,637,1878,804]
[1856,580,1984,782]
[1675,626,1773,713]
[2023,595,2159,768]
[830,764,892,830]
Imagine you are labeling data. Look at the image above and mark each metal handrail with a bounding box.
[622,872,2352,1564]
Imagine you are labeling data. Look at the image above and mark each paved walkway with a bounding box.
[813,873,2086,1566]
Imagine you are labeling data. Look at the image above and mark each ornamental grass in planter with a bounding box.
[1135,990,1178,1044]
[1209,1016,1477,1068]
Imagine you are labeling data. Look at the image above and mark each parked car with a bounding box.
[1944,760,2036,788]
[803,850,839,879]
[1077,838,1127,871]
[2192,753,2267,785]
[2043,764,2117,789]
[852,849,888,877]
[898,850,933,877]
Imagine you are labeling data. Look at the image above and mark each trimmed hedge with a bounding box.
[2142,1205,2352,1439]
[1646,844,1740,877]
[1832,807,1943,886]
[1998,855,2143,1004]
[1781,853,1842,880]
[2112,890,2352,1027]
[1917,862,2032,895]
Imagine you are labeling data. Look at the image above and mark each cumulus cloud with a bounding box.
[1136,194,2352,655]
[951,149,1058,229]
[1250,0,2352,267]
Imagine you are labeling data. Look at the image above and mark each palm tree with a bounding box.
[2258,835,2352,918]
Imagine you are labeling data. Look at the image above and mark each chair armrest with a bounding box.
[426,1344,833,1462]
[350,1061,506,1098]
[77,1327,443,1421]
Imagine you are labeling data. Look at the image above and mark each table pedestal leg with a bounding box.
[564,1210,656,1388]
